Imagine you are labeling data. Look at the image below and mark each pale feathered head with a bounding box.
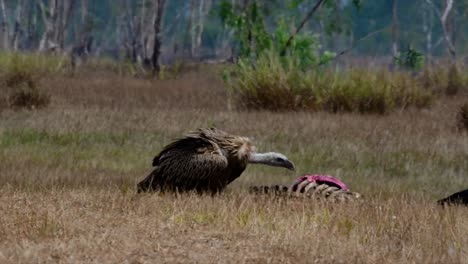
[248,152,295,170]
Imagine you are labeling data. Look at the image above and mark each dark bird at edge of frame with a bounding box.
[437,188,468,206]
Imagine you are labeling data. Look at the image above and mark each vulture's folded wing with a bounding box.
[139,137,229,192]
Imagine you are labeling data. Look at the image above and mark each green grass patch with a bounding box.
[0,52,67,76]
[0,127,467,197]
[0,128,164,174]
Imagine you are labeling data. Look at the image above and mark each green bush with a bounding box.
[225,52,434,114]
[394,46,424,71]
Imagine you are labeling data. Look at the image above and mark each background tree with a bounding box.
[0,0,465,67]
[0,0,9,50]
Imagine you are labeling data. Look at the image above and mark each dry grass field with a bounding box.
[1,66,468,263]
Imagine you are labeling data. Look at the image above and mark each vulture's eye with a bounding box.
[275,157,283,162]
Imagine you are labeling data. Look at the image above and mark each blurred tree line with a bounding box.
[0,0,466,70]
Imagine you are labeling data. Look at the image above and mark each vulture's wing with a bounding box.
[438,189,468,206]
[153,136,212,166]
[139,136,229,192]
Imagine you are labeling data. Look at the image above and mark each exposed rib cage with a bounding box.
[249,181,362,202]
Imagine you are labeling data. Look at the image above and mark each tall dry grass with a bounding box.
[1,189,467,263]
[0,64,468,263]
[224,53,468,114]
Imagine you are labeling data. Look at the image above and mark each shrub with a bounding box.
[419,65,468,96]
[7,86,51,110]
[225,52,318,111]
[317,70,433,114]
[419,67,448,94]
[394,46,425,71]
[446,65,464,96]
[0,53,52,110]
[458,103,468,132]
[225,52,434,114]
[0,94,7,111]
[3,64,38,89]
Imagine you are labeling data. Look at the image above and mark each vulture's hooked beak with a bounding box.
[285,160,295,171]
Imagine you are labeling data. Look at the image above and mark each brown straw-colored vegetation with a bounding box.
[1,56,468,263]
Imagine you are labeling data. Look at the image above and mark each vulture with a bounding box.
[437,188,468,206]
[137,128,295,194]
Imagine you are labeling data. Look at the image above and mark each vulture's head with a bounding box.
[248,152,295,171]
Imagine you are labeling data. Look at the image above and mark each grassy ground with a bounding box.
[1,67,468,263]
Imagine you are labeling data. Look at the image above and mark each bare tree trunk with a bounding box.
[447,1,456,52]
[139,0,158,64]
[24,0,39,50]
[80,0,90,38]
[123,0,139,62]
[57,0,76,50]
[422,2,433,62]
[143,6,156,65]
[139,0,147,59]
[190,0,208,58]
[11,0,24,51]
[0,0,9,50]
[191,0,212,59]
[39,0,59,52]
[441,0,455,59]
[152,0,166,73]
[72,0,90,51]
[391,0,399,58]
[426,0,456,60]
[189,0,196,58]
[81,0,88,24]
[120,0,132,60]
[53,0,64,46]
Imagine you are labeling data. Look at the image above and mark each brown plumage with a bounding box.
[137,128,295,194]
